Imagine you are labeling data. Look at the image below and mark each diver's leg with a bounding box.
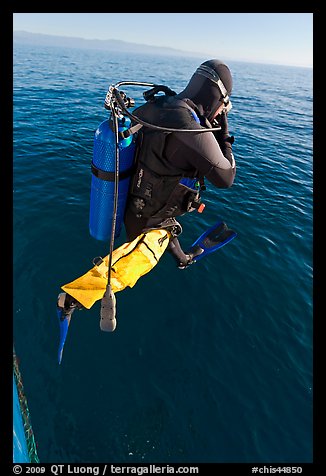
[168,236,204,268]
[168,237,189,266]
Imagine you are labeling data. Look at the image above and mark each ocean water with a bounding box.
[13,43,313,464]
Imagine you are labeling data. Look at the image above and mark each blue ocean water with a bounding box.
[13,42,313,464]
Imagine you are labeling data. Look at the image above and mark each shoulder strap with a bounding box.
[181,98,212,129]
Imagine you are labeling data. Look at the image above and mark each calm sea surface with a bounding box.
[13,43,313,463]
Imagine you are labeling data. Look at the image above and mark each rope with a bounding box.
[13,347,40,463]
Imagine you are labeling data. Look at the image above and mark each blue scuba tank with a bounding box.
[89,115,136,241]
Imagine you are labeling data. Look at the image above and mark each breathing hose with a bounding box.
[109,81,222,133]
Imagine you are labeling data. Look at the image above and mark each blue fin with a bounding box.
[190,219,237,262]
[57,307,71,365]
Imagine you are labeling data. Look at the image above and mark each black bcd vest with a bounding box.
[127,96,206,219]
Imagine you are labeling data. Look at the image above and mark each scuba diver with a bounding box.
[124,58,236,269]
[56,58,236,344]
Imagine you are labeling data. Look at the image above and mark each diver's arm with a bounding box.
[169,130,236,188]
[205,146,236,188]
[211,110,235,171]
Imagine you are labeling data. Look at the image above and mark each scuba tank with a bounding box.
[89,115,136,241]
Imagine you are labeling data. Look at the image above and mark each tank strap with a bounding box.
[119,123,143,139]
[91,162,134,182]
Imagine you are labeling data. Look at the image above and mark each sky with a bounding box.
[13,13,313,68]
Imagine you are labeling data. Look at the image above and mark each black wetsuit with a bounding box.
[124,85,236,265]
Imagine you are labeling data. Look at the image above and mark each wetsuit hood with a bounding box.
[176,59,233,123]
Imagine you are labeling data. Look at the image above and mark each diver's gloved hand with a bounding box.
[214,110,229,140]
[213,110,235,164]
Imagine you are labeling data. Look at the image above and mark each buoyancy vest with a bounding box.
[126,96,206,219]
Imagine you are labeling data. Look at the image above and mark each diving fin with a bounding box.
[189,219,237,263]
[57,308,71,365]
[56,292,83,364]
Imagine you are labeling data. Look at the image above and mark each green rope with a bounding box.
[13,348,40,463]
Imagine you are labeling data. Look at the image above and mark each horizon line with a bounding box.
[13,29,313,70]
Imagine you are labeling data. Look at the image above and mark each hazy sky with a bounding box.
[13,13,313,68]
